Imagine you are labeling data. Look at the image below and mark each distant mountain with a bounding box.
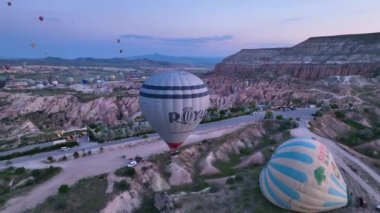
[0,57,184,68]
[127,53,223,67]
[215,32,380,80]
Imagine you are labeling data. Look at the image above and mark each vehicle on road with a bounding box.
[60,147,70,151]
[127,160,137,167]
[376,204,380,211]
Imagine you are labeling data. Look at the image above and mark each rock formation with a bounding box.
[215,32,380,80]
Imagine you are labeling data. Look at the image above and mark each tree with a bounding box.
[264,111,273,120]
[275,115,284,120]
[58,184,69,193]
[73,151,79,158]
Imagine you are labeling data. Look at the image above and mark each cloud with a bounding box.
[121,34,233,44]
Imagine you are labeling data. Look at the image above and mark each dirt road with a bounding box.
[291,127,380,206]
[1,126,241,213]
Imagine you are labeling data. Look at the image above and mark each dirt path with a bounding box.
[305,88,363,104]
[1,125,241,213]
[291,127,380,205]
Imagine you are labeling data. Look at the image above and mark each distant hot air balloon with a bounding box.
[119,49,123,54]
[117,39,121,43]
[108,75,116,81]
[7,1,12,6]
[0,76,6,89]
[66,77,74,85]
[38,16,44,22]
[26,79,36,86]
[260,137,347,212]
[31,43,36,48]
[139,71,210,150]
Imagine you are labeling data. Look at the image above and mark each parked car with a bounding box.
[60,147,70,151]
[170,150,181,156]
[127,160,137,167]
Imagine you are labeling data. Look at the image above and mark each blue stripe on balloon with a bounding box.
[263,170,291,209]
[323,201,347,207]
[277,141,316,151]
[267,168,300,200]
[272,152,313,164]
[330,174,346,192]
[269,162,308,183]
[328,187,347,199]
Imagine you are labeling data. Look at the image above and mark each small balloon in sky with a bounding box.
[117,39,121,43]
[119,49,123,54]
[39,16,44,22]
[31,43,36,48]
[7,1,12,6]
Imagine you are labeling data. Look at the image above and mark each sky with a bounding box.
[0,0,379,58]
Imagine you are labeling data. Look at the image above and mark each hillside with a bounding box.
[215,32,380,80]
[127,53,223,67]
[0,57,183,68]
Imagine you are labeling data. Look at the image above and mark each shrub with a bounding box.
[114,180,130,191]
[226,177,235,185]
[357,129,374,140]
[60,155,68,161]
[47,156,54,162]
[334,111,345,119]
[209,185,220,193]
[14,167,26,174]
[73,151,79,158]
[58,184,69,193]
[142,134,148,139]
[330,103,339,109]
[275,115,284,120]
[115,167,136,177]
[235,174,244,182]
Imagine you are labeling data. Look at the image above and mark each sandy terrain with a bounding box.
[1,125,241,213]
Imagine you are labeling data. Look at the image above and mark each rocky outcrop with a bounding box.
[0,92,140,129]
[215,32,380,80]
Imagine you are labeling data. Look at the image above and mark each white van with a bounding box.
[60,147,70,151]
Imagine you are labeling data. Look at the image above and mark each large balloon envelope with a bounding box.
[260,137,347,212]
[38,16,44,22]
[139,71,210,150]
[7,2,12,6]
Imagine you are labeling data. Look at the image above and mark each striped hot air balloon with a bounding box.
[139,71,210,150]
[260,137,347,212]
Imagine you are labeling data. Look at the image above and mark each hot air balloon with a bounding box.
[0,76,6,89]
[117,39,121,43]
[26,79,36,86]
[31,43,36,48]
[139,71,210,150]
[108,75,116,81]
[119,49,123,54]
[260,137,347,212]
[38,16,44,22]
[7,2,12,6]
[66,77,74,85]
